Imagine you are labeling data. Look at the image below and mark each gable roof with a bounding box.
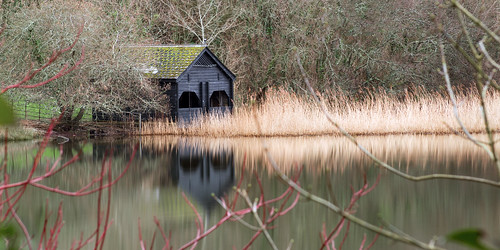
[134,45,205,79]
[178,47,236,81]
[132,45,235,81]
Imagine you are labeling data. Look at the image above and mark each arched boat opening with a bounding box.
[210,90,230,107]
[179,91,201,108]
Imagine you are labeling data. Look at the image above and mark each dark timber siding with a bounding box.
[178,108,203,122]
[176,61,233,121]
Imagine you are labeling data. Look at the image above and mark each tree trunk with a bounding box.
[71,107,85,123]
[60,106,74,124]
[57,106,85,131]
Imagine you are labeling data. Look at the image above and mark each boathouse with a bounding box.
[138,45,236,122]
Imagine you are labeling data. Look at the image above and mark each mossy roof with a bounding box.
[134,45,206,79]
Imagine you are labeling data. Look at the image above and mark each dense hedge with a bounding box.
[2,0,499,104]
[142,0,499,101]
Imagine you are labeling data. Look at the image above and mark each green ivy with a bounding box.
[0,222,20,250]
[447,228,490,250]
[0,96,15,126]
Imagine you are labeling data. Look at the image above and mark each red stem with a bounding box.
[0,150,80,191]
[94,152,108,250]
[149,231,157,250]
[4,188,32,250]
[153,216,170,250]
[231,153,246,211]
[182,169,302,250]
[39,199,51,250]
[273,190,300,217]
[321,173,380,250]
[180,192,203,250]
[29,144,138,196]
[179,214,232,249]
[1,23,85,94]
[243,230,262,250]
[338,221,351,250]
[365,232,380,250]
[138,218,146,250]
[254,171,266,222]
[359,234,367,250]
[98,159,113,250]
[47,203,64,250]
[70,232,83,250]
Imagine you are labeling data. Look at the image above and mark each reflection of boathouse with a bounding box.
[171,144,234,211]
[90,139,235,211]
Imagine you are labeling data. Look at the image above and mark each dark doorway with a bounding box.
[179,91,201,108]
[210,91,230,107]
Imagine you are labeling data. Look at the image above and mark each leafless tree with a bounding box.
[0,0,166,125]
[159,0,241,45]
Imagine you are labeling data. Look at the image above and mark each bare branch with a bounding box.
[439,41,493,155]
[240,189,278,250]
[293,49,500,187]
[478,40,500,71]
[449,0,500,45]
[259,135,444,249]
[0,23,85,95]
[457,9,479,58]
[160,0,240,45]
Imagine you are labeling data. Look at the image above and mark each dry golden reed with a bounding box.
[140,88,500,137]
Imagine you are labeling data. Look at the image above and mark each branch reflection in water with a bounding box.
[7,135,500,249]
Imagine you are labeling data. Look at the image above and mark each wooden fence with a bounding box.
[11,99,92,122]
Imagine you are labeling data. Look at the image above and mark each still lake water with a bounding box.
[5,135,500,249]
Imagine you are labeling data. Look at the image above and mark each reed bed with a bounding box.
[140,88,500,137]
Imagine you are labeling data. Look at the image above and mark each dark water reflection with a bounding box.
[5,135,500,249]
[174,143,234,213]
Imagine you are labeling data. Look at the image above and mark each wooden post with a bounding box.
[139,113,142,135]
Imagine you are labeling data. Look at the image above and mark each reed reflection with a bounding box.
[6,135,500,249]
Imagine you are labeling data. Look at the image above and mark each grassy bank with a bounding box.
[140,88,500,137]
[0,122,44,141]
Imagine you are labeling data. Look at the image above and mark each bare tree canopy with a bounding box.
[0,0,167,120]
[158,0,241,45]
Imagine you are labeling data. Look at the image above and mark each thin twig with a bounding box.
[256,54,448,249]
[0,23,85,94]
[153,216,171,250]
[450,0,500,45]
[478,40,500,71]
[262,141,444,249]
[240,189,278,250]
[138,218,146,250]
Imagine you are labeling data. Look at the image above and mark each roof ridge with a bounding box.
[127,44,207,48]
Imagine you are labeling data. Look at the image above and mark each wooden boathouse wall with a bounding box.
[146,45,235,122]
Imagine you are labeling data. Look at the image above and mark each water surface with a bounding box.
[5,135,500,249]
